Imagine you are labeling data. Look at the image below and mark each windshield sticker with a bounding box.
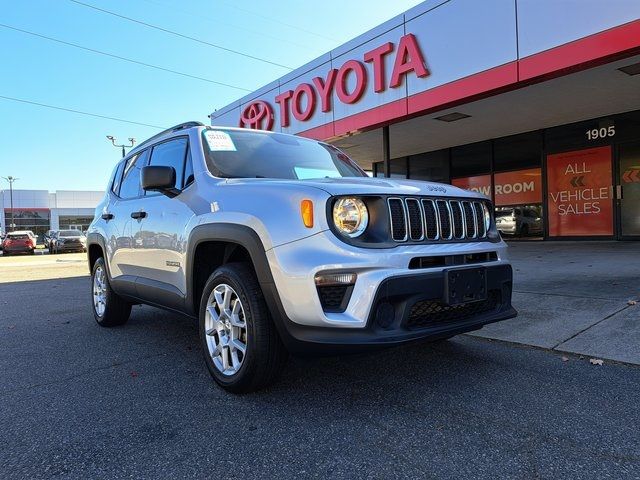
[205,131,237,151]
[294,166,338,179]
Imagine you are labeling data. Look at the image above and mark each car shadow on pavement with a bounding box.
[0,274,512,399]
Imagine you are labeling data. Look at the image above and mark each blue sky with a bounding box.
[0,0,422,191]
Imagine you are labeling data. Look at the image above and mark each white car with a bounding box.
[495,207,543,236]
[86,122,517,393]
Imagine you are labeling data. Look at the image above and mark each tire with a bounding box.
[91,257,131,327]
[199,262,287,393]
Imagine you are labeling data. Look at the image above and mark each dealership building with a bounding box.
[211,0,640,240]
[0,189,103,238]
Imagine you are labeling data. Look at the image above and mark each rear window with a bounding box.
[7,234,28,240]
[495,209,514,218]
[59,230,83,237]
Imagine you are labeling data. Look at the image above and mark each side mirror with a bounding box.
[141,166,179,197]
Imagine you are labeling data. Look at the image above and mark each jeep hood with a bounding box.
[224,177,485,199]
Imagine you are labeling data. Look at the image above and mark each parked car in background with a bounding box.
[2,231,36,255]
[50,229,87,254]
[20,230,38,245]
[43,230,57,250]
[495,206,543,237]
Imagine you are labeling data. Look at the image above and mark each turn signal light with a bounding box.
[314,272,357,286]
[301,199,314,228]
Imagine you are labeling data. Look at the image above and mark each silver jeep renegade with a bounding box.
[87,121,516,393]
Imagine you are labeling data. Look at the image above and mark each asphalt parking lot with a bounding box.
[1,250,640,479]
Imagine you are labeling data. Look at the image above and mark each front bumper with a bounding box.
[264,230,516,355]
[55,242,86,252]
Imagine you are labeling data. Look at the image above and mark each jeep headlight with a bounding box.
[333,197,368,238]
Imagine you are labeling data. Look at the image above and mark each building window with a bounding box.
[58,216,94,232]
[3,209,51,240]
[389,158,408,178]
[451,141,491,178]
[408,149,449,183]
[494,131,541,172]
[373,161,385,177]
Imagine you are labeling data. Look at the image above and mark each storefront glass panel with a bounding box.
[451,142,491,178]
[409,150,449,183]
[389,158,408,178]
[451,175,492,196]
[59,216,94,232]
[618,142,640,237]
[3,209,50,241]
[494,168,543,238]
[546,146,614,237]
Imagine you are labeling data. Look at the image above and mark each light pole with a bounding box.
[1,176,18,232]
[106,136,136,158]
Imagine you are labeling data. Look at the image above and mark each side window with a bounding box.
[149,137,188,190]
[183,147,194,188]
[111,161,125,195]
[119,150,149,199]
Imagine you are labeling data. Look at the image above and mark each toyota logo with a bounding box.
[239,101,274,130]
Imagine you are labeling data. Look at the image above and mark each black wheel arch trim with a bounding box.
[185,223,279,317]
[86,232,110,277]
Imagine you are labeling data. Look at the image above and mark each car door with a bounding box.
[106,149,149,284]
[134,137,194,308]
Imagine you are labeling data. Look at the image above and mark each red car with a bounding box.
[2,231,35,255]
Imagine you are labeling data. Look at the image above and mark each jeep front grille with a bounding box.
[387,198,489,242]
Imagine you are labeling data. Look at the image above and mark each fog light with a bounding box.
[314,272,356,286]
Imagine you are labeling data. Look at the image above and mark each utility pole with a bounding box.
[106,136,136,158]
[1,176,18,232]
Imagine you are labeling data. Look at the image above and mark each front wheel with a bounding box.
[91,257,131,327]
[199,263,287,393]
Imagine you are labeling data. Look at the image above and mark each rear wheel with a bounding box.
[199,263,287,393]
[91,257,131,327]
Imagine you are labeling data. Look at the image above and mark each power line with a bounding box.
[0,95,166,129]
[220,1,339,43]
[0,23,252,92]
[68,0,294,70]
[138,0,323,52]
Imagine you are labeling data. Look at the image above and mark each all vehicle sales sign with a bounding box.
[546,146,613,236]
[238,34,429,130]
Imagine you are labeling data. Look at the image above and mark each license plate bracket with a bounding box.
[444,267,487,306]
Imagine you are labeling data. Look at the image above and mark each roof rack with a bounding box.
[130,121,204,155]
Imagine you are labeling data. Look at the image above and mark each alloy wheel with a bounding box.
[93,265,107,316]
[204,284,248,376]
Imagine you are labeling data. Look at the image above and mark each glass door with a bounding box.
[618,142,640,238]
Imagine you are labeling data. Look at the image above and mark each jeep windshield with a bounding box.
[202,129,367,179]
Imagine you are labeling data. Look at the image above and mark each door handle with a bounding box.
[130,211,147,219]
[101,212,114,220]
